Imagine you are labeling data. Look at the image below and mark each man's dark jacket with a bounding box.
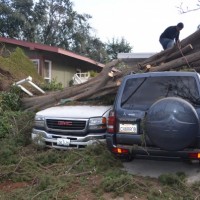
[160,26,179,42]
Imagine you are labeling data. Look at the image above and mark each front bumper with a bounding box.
[32,128,106,150]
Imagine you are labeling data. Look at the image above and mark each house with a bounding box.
[117,52,156,67]
[0,37,104,87]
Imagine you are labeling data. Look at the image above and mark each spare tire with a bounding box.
[145,97,199,151]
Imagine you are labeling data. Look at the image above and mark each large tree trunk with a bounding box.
[22,29,200,111]
[22,59,123,111]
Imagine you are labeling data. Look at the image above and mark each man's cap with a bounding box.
[177,22,184,29]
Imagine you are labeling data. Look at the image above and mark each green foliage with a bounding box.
[0,47,44,83]
[99,170,151,198]
[0,0,95,57]
[36,175,55,191]
[0,138,20,165]
[101,171,133,194]
[156,172,195,200]
[82,144,122,172]
[0,86,22,113]
[0,84,34,144]
[0,85,35,167]
[89,70,98,77]
[75,37,109,63]
[35,149,64,166]
[0,111,34,141]
[68,79,74,87]
[106,37,133,60]
[191,180,200,190]
[0,142,199,199]
[0,143,123,199]
[158,172,186,187]
[0,91,21,113]
[147,189,164,200]
[40,78,63,91]
[0,0,133,62]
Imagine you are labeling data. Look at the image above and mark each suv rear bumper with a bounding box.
[106,134,200,160]
[32,128,106,149]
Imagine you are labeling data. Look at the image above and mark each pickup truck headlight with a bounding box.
[34,115,45,127]
[89,117,107,130]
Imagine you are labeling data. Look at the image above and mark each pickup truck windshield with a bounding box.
[121,76,200,110]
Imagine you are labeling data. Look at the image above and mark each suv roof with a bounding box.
[127,71,199,79]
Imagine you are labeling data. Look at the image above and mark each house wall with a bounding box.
[49,55,76,87]
[2,43,102,87]
[43,52,100,87]
[26,50,80,86]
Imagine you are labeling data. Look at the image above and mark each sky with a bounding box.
[72,0,200,53]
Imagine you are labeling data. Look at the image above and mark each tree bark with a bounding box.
[144,44,193,68]
[150,51,200,72]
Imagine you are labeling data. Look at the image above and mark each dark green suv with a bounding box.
[106,71,200,161]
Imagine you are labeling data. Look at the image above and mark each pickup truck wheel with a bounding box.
[145,97,199,151]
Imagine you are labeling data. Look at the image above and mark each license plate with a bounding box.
[119,123,137,133]
[57,138,70,146]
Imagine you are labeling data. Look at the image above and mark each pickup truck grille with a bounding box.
[46,119,86,130]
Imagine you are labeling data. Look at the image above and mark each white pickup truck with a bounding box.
[32,105,112,149]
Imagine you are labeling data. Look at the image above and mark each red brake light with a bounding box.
[112,147,129,154]
[189,152,200,159]
[107,110,116,133]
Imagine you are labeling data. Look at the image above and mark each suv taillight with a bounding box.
[112,147,129,154]
[107,110,116,133]
[189,152,200,159]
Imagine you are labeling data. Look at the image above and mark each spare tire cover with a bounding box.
[145,97,199,151]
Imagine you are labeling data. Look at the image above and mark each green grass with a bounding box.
[0,140,200,200]
[0,47,43,84]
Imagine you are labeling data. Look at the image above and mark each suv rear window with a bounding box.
[121,76,199,111]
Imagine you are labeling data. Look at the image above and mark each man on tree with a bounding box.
[159,22,184,50]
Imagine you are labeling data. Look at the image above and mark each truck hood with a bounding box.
[36,105,112,118]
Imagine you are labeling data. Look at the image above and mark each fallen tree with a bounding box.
[22,29,200,111]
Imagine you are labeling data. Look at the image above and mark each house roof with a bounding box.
[0,37,105,68]
[118,52,156,59]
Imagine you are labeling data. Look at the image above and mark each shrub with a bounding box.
[0,111,34,145]
[0,86,22,113]
[101,172,133,194]
[89,70,98,77]
[0,138,20,165]
[40,78,63,91]
[158,172,186,188]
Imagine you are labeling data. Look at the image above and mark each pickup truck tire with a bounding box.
[145,97,199,151]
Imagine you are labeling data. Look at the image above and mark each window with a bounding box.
[44,60,52,83]
[31,59,40,73]
[76,68,82,77]
[121,76,199,110]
